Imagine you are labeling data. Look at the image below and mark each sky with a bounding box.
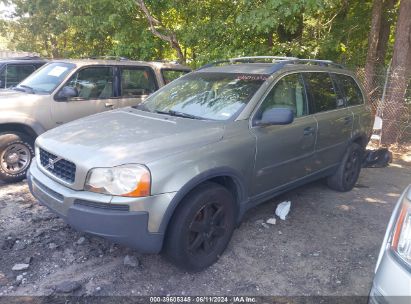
[0,2,15,19]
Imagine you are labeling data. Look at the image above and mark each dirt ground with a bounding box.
[0,149,410,298]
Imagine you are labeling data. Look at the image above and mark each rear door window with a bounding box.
[303,72,339,113]
[161,69,190,84]
[120,67,157,97]
[334,74,364,106]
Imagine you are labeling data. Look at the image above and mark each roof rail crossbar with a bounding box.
[229,56,299,63]
[281,59,345,69]
[197,56,345,71]
[197,57,297,70]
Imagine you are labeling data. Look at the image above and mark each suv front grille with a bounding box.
[39,148,76,183]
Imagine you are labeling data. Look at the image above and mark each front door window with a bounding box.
[66,67,114,100]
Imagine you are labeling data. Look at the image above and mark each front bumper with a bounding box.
[369,251,411,304]
[28,161,176,253]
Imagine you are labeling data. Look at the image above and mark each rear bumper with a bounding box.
[27,162,173,253]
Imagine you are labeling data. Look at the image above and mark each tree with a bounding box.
[364,0,397,108]
[381,0,411,145]
[134,0,185,63]
[364,0,384,98]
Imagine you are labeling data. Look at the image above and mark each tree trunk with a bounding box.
[268,32,273,48]
[381,0,411,145]
[364,0,384,102]
[277,14,303,43]
[376,0,396,66]
[135,0,186,64]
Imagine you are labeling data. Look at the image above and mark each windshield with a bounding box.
[14,62,75,94]
[142,72,267,120]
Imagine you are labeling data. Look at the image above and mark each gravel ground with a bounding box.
[0,153,410,297]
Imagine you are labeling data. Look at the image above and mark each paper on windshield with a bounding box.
[47,66,68,77]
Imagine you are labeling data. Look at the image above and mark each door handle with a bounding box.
[105,103,114,108]
[303,127,315,136]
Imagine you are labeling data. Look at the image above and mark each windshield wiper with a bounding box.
[155,110,206,120]
[17,85,35,94]
[11,87,26,92]
[132,103,150,111]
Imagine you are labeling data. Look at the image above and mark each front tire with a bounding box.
[327,143,363,192]
[0,133,34,183]
[164,182,236,272]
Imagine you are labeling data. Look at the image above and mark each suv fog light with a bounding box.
[85,164,151,197]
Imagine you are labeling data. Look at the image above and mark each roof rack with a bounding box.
[1,55,43,60]
[282,58,345,69]
[153,60,180,64]
[88,56,129,61]
[197,56,344,71]
[230,56,299,63]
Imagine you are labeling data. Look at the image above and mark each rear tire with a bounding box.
[327,143,363,192]
[164,182,236,272]
[0,133,34,183]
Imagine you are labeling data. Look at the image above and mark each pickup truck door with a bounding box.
[51,66,118,126]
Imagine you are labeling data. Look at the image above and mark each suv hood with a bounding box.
[37,108,225,170]
[0,89,41,108]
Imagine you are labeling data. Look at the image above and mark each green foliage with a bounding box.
[0,0,396,68]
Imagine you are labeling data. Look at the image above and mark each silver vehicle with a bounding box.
[369,185,411,304]
[0,59,190,182]
[28,56,373,271]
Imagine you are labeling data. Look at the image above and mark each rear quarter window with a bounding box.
[120,67,158,97]
[335,74,364,106]
[161,69,190,84]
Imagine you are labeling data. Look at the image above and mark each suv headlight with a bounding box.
[391,197,411,264]
[85,164,151,197]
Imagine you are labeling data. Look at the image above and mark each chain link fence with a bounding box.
[355,65,411,145]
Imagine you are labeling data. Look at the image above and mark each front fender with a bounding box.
[0,112,46,136]
[157,166,248,234]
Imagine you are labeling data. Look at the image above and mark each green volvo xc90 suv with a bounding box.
[28,56,373,271]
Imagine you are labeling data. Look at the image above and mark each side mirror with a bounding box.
[256,108,294,126]
[55,86,78,101]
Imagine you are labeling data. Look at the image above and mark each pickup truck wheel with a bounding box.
[0,133,34,183]
[164,182,236,272]
[327,143,363,192]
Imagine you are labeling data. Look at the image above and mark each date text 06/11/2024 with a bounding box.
[149,296,257,303]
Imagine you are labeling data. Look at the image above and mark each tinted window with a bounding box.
[304,72,338,113]
[0,67,5,88]
[1,65,36,88]
[335,74,364,106]
[143,72,266,121]
[120,67,157,97]
[256,73,308,120]
[162,69,189,84]
[66,66,114,100]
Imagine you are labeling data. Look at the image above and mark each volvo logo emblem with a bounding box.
[44,157,62,170]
